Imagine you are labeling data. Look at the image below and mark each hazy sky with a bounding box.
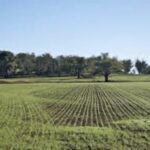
[0,0,150,62]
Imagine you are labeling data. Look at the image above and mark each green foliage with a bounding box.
[16,53,36,75]
[135,59,148,74]
[98,53,123,81]
[122,59,132,73]
[35,53,54,75]
[0,51,15,77]
[0,50,149,79]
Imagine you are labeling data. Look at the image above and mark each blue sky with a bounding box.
[0,0,150,63]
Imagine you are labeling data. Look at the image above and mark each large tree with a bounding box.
[135,59,148,74]
[56,55,76,76]
[75,57,85,79]
[16,53,35,75]
[122,59,132,73]
[0,51,15,78]
[86,56,100,76]
[99,53,123,82]
[35,53,54,75]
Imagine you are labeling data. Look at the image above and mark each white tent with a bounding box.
[129,66,139,74]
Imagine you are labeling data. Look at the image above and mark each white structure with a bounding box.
[129,66,139,74]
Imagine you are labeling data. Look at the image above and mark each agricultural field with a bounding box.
[0,76,150,149]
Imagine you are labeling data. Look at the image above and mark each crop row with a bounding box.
[0,90,57,149]
[44,84,150,127]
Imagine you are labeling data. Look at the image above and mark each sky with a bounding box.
[0,0,150,63]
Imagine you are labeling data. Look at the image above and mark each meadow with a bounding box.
[0,75,150,149]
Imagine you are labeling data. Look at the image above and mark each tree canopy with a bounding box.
[0,50,149,81]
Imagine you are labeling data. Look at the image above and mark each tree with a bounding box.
[144,66,150,74]
[75,57,85,79]
[0,51,15,78]
[35,53,54,75]
[86,56,99,76]
[16,53,35,75]
[56,55,76,76]
[100,60,111,82]
[122,59,132,73]
[99,53,123,82]
[135,59,148,74]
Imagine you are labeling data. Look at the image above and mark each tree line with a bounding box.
[0,50,149,81]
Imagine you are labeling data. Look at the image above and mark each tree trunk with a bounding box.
[4,70,9,78]
[104,74,109,82]
[77,69,80,79]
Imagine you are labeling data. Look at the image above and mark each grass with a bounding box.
[0,74,150,83]
[0,75,150,149]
